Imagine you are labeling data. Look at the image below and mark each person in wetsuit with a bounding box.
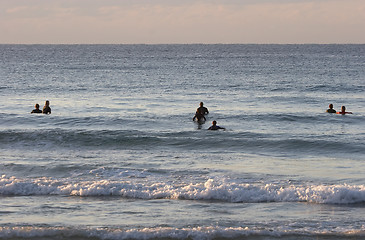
[193,110,206,122]
[208,120,225,130]
[31,104,42,113]
[326,104,336,113]
[42,100,51,114]
[197,102,209,116]
[337,106,352,115]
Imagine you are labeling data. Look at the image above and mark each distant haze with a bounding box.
[1,0,364,44]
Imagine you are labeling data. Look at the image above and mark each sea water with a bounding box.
[0,44,364,239]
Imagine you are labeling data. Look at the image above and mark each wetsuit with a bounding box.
[336,111,352,115]
[208,125,225,130]
[326,109,336,113]
[197,106,209,115]
[42,106,51,114]
[193,112,206,122]
[31,109,42,113]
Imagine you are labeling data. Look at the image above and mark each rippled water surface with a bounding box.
[0,44,364,239]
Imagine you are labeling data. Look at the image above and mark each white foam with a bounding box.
[1,176,364,204]
[89,167,151,179]
[0,226,364,240]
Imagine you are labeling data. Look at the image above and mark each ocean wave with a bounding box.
[1,176,364,204]
[227,112,365,124]
[0,225,363,240]
[0,129,162,150]
[1,129,364,154]
[0,114,129,128]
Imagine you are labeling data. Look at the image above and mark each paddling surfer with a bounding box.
[337,106,352,115]
[208,120,225,130]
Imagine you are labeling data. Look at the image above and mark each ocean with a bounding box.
[0,44,364,239]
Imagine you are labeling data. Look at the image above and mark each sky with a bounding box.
[1,0,365,44]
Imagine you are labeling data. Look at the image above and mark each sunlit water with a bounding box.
[0,44,364,239]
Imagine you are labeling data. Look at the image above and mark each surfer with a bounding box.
[337,106,352,115]
[326,104,336,113]
[208,120,225,130]
[42,100,51,114]
[193,110,206,122]
[197,102,209,116]
[31,104,42,114]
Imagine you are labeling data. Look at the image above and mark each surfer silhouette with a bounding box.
[197,102,209,116]
[208,120,225,130]
[337,106,352,115]
[326,104,336,113]
[193,110,206,122]
[31,104,42,114]
[42,100,51,114]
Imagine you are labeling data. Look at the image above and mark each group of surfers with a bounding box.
[31,100,224,130]
[326,104,352,115]
[30,100,51,114]
[31,101,352,130]
[193,102,225,130]
[195,102,353,130]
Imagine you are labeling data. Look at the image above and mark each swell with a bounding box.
[2,111,364,128]
[1,129,364,155]
[1,176,364,205]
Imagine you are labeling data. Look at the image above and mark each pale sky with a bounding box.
[1,0,365,44]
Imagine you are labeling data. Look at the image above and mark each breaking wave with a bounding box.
[1,176,364,205]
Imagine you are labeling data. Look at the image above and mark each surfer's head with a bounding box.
[329,104,333,109]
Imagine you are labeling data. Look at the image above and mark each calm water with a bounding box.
[0,44,365,239]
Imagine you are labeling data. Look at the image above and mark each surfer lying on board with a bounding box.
[193,110,206,122]
[208,120,225,130]
[337,106,352,115]
[326,104,336,113]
